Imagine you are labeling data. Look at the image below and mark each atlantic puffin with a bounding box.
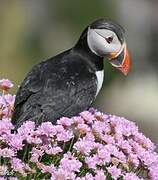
[12,18,131,127]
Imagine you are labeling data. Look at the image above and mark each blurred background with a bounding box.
[0,1,158,147]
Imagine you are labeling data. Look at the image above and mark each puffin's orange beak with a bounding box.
[109,44,131,75]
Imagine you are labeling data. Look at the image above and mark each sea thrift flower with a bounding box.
[0,79,13,91]
[0,118,14,135]
[52,168,76,180]
[149,164,158,180]
[77,123,91,134]
[59,152,82,173]
[0,166,7,176]
[30,147,44,162]
[9,134,24,150]
[85,155,99,169]
[37,122,57,136]
[128,153,139,167]
[11,158,26,176]
[45,146,62,155]
[72,116,84,125]
[57,117,73,127]
[76,173,94,180]
[95,170,106,180]
[37,163,55,174]
[0,148,15,158]
[97,148,111,164]
[57,129,73,142]
[124,172,143,180]
[74,138,95,155]
[26,134,42,144]
[0,79,157,179]
[4,94,15,105]
[107,166,121,179]
[17,121,35,137]
[80,110,94,124]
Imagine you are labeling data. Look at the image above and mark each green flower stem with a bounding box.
[68,136,75,152]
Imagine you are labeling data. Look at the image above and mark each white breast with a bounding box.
[95,70,104,97]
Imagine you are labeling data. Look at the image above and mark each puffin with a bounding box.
[12,18,131,127]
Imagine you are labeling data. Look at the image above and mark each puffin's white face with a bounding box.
[87,27,122,57]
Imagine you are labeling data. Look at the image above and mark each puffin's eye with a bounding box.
[105,36,113,44]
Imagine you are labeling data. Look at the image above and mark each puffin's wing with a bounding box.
[14,64,42,107]
[12,64,43,124]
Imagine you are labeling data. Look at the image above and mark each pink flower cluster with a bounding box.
[0,79,13,91]
[0,79,158,180]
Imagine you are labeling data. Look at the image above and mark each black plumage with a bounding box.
[12,40,103,126]
[12,18,126,127]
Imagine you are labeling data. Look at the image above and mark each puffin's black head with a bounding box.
[77,18,131,75]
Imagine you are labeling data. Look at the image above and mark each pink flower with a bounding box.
[85,155,98,169]
[54,125,65,133]
[100,134,115,144]
[57,130,73,142]
[0,148,15,158]
[30,147,44,162]
[80,111,94,124]
[18,121,35,137]
[0,96,6,106]
[134,132,156,151]
[141,151,158,166]
[116,139,132,154]
[95,170,106,180]
[37,122,57,136]
[103,144,126,163]
[107,166,121,179]
[124,172,142,180]
[77,123,90,134]
[51,169,66,179]
[85,173,94,180]
[11,158,26,176]
[26,135,42,144]
[0,178,6,180]
[93,121,110,135]
[111,116,138,137]
[60,152,82,173]
[0,165,7,176]
[57,117,73,127]
[74,139,95,155]
[94,111,108,121]
[37,163,55,174]
[97,148,111,164]
[84,132,95,141]
[0,118,14,135]
[45,146,62,155]
[51,168,76,180]
[128,153,139,167]
[149,164,158,180]
[0,79,13,91]
[9,134,24,150]
[43,164,55,174]
[4,94,15,105]
[72,116,84,125]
